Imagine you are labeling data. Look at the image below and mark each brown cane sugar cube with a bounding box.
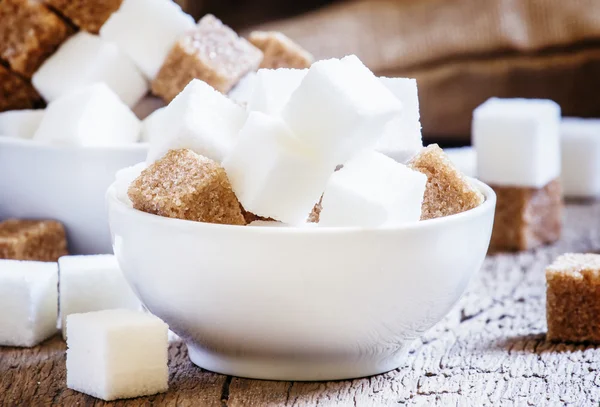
[128,149,246,225]
[0,0,71,78]
[44,0,122,34]
[546,253,600,343]
[0,219,68,262]
[408,144,484,220]
[0,64,42,112]
[489,179,562,252]
[249,31,313,69]
[152,14,263,103]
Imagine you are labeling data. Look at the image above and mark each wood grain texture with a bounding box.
[1,202,599,406]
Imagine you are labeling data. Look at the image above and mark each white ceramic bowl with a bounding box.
[0,137,147,254]
[107,180,496,381]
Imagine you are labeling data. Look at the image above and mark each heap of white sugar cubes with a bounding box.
[472,97,562,252]
[560,118,600,199]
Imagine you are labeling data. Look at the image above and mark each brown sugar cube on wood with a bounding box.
[546,253,600,343]
[44,0,122,34]
[152,14,263,103]
[0,219,68,262]
[249,31,313,69]
[489,179,562,252]
[0,64,42,112]
[128,149,246,225]
[408,144,484,220]
[0,0,71,78]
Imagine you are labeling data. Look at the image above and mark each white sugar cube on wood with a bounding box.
[32,32,148,108]
[66,309,168,401]
[0,260,58,347]
[58,255,141,338]
[560,118,600,198]
[281,55,402,163]
[472,97,561,188]
[33,83,141,146]
[319,151,426,227]
[247,68,306,115]
[100,0,195,79]
[223,111,336,225]
[146,79,247,164]
[0,109,44,139]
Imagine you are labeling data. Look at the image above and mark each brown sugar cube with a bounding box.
[152,14,263,103]
[0,0,71,78]
[408,144,484,220]
[249,31,313,69]
[489,179,562,252]
[0,219,68,262]
[128,149,246,225]
[44,0,122,34]
[0,64,42,112]
[546,253,600,343]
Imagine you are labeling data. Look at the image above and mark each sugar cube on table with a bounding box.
[223,111,336,225]
[0,64,42,112]
[0,260,58,347]
[546,253,600,343]
[375,77,422,163]
[281,55,402,164]
[129,149,246,225]
[0,109,44,139]
[318,151,426,227]
[58,255,141,339]
[33,32,148,108]
[247,68,307,115]
[33,83,141,146]
[152,14,263,102]
[100,0,195,79]
[249,31,313,69]
[0,219,68,262]
[444,147,477,179]
[0,0,71,78]
[560,118,600,199]
[66,309,168,401]
[146,79,247,164]
[408,144,484,220]
[44,0,123,34]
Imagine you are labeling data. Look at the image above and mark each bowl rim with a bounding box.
[107,177,496,235]
[0,135,148,152]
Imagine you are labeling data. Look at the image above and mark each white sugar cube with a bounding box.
[146,80,247,163]
[445,147,477,178]
[560,117,600,198]
[228,71,257,106]
[0,109,44,139]
[247,68,306,115]
[375,77,422,162]
[115,163,147,204]
[66,309,168,401]
[140,107,166,143]
[319,151,426,227]
[100,0,195,79]
[59,255,141,339]
[281,55,402,163]
[223,111,336,225]
[472,98,561,188]
[33,83,141,146]
[0,260,58,347]
[32,32,148,108]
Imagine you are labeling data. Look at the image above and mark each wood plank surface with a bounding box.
[1,202,599,406]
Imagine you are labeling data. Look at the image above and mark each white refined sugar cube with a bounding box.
[318,151,426,227]
[375,77,422,162]
[59,255,141,339]
[66,309,168,401]
[247,68,306,115]
[445,147,477,178]
[140,107,166,143]
[223,111,335,225]
[115,163,147,204]
[0,109,44,139]
[281,55,402,163]
[472,97,561,188]
[146,80,247,163]
[32,32,148,108]
[560,117,600,198]
[100,0,195,79]
[33,83,141,146]
[228,71,257,106]
[0,260,58,347]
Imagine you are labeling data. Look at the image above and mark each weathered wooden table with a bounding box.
[2,202,599,406]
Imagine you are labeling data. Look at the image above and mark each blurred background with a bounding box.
[176,0,600,146]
